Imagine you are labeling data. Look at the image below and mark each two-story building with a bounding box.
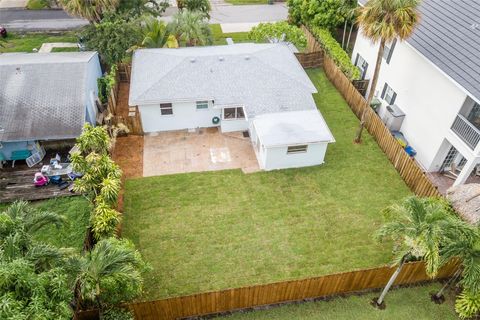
[352,0,480,188]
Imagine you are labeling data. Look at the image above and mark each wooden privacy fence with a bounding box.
[294,51,324,68]
[75,260,458,319]
[321,55,441,197]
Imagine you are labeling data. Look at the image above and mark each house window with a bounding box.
[381,83,397,105]
[354,54,368,80]
[383,38,397,64]
[160,103,173,115]
[196,101,209,110]
[223,107,245,120]
[287,145,308,154]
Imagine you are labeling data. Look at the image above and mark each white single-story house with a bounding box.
[0,52,102,163]
[352,0,480,186]
[129,43,334,171]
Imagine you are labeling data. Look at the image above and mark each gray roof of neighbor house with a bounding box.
[129,43,318,117]
[358,0,480,102]
[0,52,98,142]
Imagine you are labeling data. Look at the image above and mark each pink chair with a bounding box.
[34,172,49,187]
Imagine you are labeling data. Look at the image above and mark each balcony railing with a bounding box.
[451,114,480,150]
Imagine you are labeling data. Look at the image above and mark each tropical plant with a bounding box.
[373,196,467,308]
[456,290,480,319]
[169,9,212,46]
[354,0,420,143]
[130,17,178,51]
[81,14,143,64]
[248,21,307,50]
[0,202,74,319]
[117,0,169,17]
[74,238,148,312]
[98,65,118,104]
[71,124,122,240]
[60,0,120,23]
[183,0,211,18]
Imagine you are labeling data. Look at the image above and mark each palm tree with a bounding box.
[354,0,420,143]
[74,238,146,311]
[169,10,212,47]
[60,0,120,23]
[129,17,178,51]
[373,197,466,308]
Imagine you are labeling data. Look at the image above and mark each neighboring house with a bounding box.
[352,0,480,186]
[0,52,102,164]
[129,43,334,171]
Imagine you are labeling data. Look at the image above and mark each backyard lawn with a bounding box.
[0,32,78,53]
[217,283,458,320]
[122,69,411,300]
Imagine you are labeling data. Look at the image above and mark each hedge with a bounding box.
[309,26,360,80]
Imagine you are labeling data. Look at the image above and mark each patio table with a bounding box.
[41,163,72,177]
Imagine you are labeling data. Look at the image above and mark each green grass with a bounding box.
[51,46,80,52]
[26,0,49,9]
[211,24,251,45]
[217,283,459,320]
[122,69,411,300]
[225,0,268,4]
[0,197,90,252]
[0,32,78,53]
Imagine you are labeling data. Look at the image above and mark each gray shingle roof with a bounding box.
[358,0,480,101]
[0,52,97,142]
[129,43,318,117]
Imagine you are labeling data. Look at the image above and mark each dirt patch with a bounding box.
[112,136,144,179]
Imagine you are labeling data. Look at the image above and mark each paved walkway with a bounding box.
[38,42,78,52]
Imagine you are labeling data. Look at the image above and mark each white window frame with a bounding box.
[354,54,368,80]
[196,100,209,110]
[222,107,245,120]
[287,145,308,154]
[383,39,397,64]
[160,103,173,116]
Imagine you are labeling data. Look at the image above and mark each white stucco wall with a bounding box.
[138,101,221,132]
[262,143,328,171]
[84,53,102,125]
[221,119,249,133]
[352,32,468,171]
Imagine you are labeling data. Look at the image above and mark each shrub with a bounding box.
[248,21,306,50]
[455,290,480,319]
[309,26,360,80]
[287,0,344,30]
[98,65,118,104]
[101,307,134,320]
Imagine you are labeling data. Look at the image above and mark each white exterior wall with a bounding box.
[138,101,221,132]
[84,53,102,125]
[221,119,249,133]
[262,143,328,171]
[352,32,469,171]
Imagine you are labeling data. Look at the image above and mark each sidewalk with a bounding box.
[0,0,26,9]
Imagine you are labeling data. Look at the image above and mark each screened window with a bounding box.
[383,39,397,64]
[196,101,209,110]
[223,107,245,120]
[160,103,173,115]
[287,145,308,154]
[381,83,397,105]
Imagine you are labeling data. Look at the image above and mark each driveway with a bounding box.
[143,128,259,177]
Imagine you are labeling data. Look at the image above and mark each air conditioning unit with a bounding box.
[382,104,405,131]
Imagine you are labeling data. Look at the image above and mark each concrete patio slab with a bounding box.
[143,128,259,177]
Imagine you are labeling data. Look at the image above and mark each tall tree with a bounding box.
[133,17,178,49]
[169,10,212,47]
[354,0,420,143]
[374,197,467,308]
[339,0,357,51]
[60,0,120,23]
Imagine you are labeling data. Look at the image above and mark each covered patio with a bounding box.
[142,127,259,177]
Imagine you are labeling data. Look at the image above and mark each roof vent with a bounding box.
[471,23,479,30]
[245,55,250,60]
[190,57,196,63]
[219,56,224,61]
